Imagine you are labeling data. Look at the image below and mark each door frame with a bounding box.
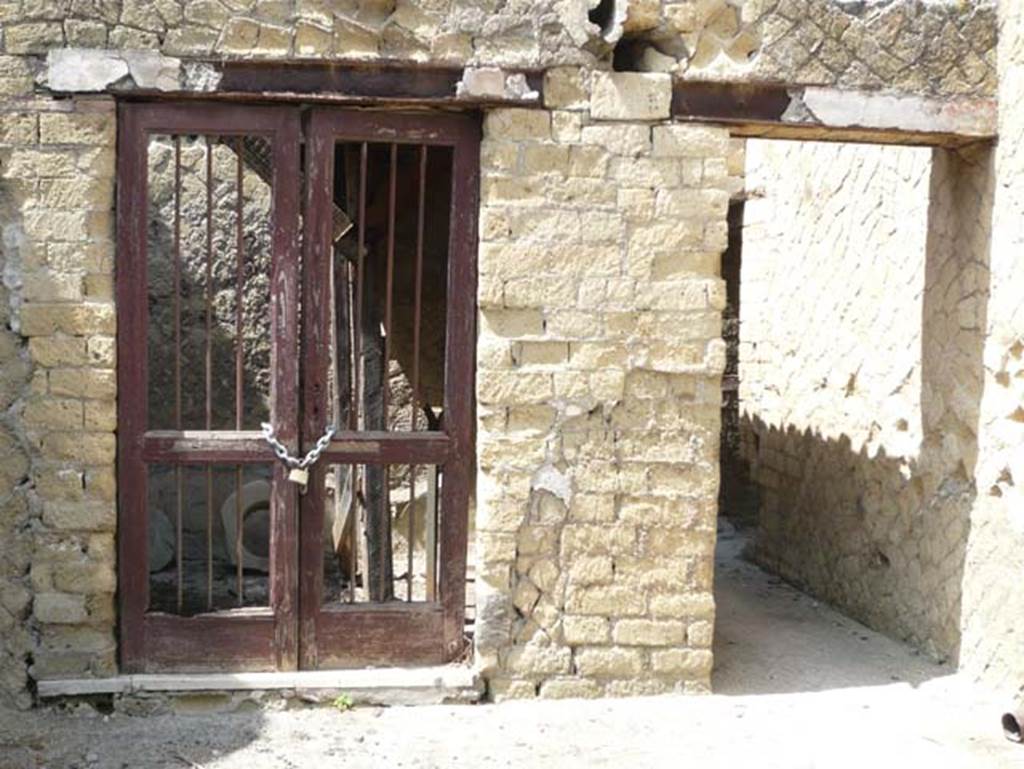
[299,108,479,669]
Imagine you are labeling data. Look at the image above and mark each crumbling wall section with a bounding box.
[0,86,117,707]
[739,138,990,662]
[474,70,730,699]
[0,1,998,98]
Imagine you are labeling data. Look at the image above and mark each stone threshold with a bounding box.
[37,665,483,705]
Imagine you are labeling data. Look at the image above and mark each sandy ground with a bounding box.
[2,526,1022,769]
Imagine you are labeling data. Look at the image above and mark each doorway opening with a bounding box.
[714,137,992,693]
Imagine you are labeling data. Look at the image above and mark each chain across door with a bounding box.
[117,102,478,673]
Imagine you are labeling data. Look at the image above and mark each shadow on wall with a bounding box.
[741,416,976,665]
[732,143,995,670]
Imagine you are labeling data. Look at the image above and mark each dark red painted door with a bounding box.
[117,103,477,673]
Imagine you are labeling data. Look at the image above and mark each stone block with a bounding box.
[552,111,583,142]
[481,175,545,206]
[481,142,520,173]
[612,619,686,646]
[49,368,115,399]
[520,143,570,177]
[42,501,115,532]
[545,178,618,209]
[489,678,537,701]
[84,400,116,431]
[503,644,572,677]
[4,22,64,54]
[590,72,671,121]
[515,341,570,367]
[566,556,614,586]
[687,620,714,648]
[20,303,115,336]
[561,524,637,557]
[575,646,645,677]
[34,592,87,624]
[538,677,602,699]
[1,149,77,179]
[580,125,651,157]
[565,585,645,616]
[516,525,559,556]
[51,559,115,594]
[484,109,551,141]
[543,67,589,111]
[477,371,553,406]
[652,125,730,158]
[605,678,672,696]
[506,404,557,433]
[0,113,37,145]
[86,336,115,368]
[650,648,713,677]
[38,432,115,464]
[481,308,545,338]
[562,615,610,645]
[567,494,616,523]
[568,145,608,178]
[23,398,83,430]
[39,112,114,146]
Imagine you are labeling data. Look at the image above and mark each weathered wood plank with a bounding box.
[672,81,996,147]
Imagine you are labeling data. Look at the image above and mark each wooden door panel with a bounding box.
[299,109,479,669]
[117,102,301,673]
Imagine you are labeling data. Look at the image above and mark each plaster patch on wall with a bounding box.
[531,463,574,508]
[44,49,181,93]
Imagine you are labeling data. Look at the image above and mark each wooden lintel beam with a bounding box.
[671,81,997,147]
[214,60,544,106]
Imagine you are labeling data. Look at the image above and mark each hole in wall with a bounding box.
[588,0,616,36]
[610,31,687,73]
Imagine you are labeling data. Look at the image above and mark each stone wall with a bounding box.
[623,0,997,98]
[958,0,1024,696]
[0,1,998,97]
[0,94,117,708]
[474,70,729,699]
[0,0,1006,710]
[737,138,992,663]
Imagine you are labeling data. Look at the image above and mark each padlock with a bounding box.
[288,467,309,489]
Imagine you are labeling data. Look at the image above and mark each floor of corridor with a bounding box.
[712,520,944,695]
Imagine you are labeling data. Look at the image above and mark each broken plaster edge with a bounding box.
[36,665,482,700]
[42,48,216,94]
[456,66,539,102]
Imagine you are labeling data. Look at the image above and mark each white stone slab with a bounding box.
[799,87,996,138]
[36,665,481,703]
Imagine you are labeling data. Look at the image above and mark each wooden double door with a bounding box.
[117,102,478,673]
